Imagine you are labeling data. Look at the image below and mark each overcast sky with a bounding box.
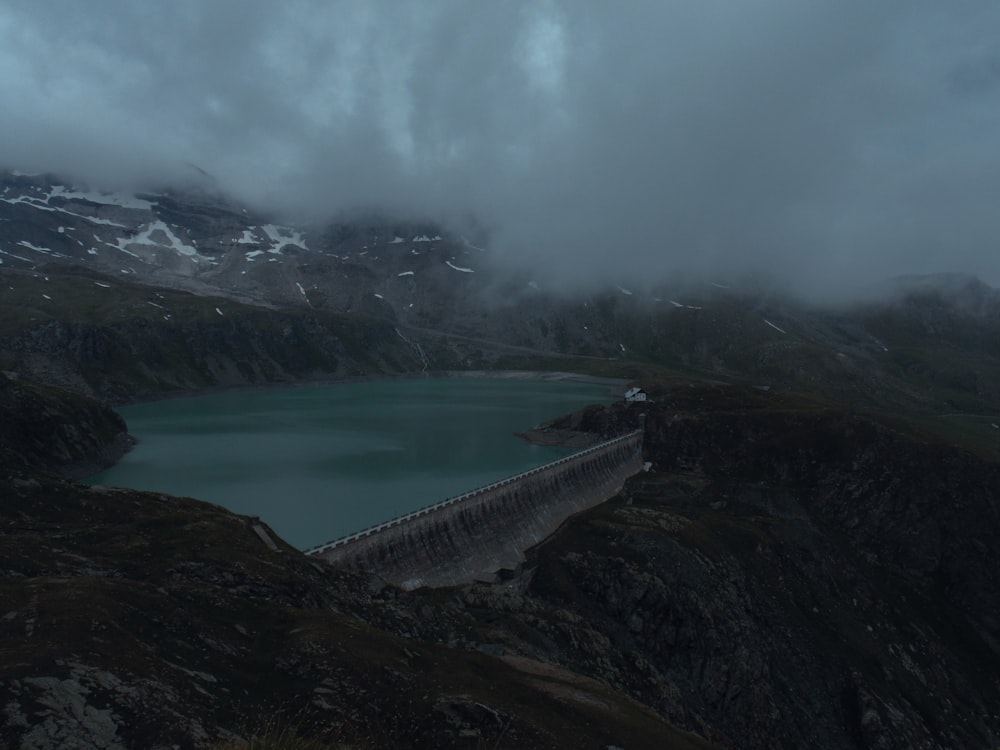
[2,1,999,298]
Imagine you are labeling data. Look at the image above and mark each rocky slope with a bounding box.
[1,475,711,750]
[349,391,1000,749]
[1,380,998,748]
[0,266,423,402]
[0,371,131,478]
[536,391,1000,748]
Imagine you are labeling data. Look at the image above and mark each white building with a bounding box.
[624,387,647,402]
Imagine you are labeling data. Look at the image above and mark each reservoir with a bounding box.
[89,377,613,549]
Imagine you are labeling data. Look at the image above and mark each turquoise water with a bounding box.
[88,377,612,549]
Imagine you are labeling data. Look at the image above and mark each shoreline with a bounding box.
[115,369,631,407]
[63,431,137,482]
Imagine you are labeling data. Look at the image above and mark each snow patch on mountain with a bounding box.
[667,299,702,310]
[445,260,473,273]
[0,248,32,263]
[119,220,199,257]
[48,186,156,210]
[0,194,128,227]
[763,318,787,334]
[261,225,307,253]
[17,241,65,258]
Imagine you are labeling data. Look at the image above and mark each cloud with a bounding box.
[2,0,999,299]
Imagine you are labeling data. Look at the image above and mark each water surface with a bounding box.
[89,377,612,549]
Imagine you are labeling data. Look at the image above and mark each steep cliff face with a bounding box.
[493,392,1000,749]
[0,372,131,478]
[637,387,1000,639]
[0,268,421,401]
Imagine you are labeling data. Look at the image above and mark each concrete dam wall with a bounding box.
[306,428,645,589]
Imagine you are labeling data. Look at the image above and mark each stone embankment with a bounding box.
[307,426,645,588]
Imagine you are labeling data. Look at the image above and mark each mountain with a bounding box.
[1,170,999,747]
[3,170,1000,421]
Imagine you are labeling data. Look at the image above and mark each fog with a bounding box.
[2,1,999,299]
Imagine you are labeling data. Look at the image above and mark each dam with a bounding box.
[306,421,645,589]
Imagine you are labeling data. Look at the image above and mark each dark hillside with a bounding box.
[1,372,998,747]
[0,372,131,478]
[0,474,710,749]
[362,391,1000,749]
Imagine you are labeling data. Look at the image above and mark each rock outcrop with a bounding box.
[0,372,132,478]
[0,269,420,401]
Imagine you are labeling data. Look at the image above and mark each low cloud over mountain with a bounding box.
[2,1,999,298]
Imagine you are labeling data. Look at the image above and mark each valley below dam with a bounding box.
[88,376,616,549]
